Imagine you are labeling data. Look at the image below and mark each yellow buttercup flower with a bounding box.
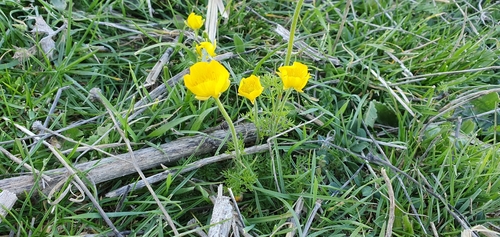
[277,62,310,92]
[185,13,204,30]
[184,60,230,100]
[238,75,264,104]
[196,41,217,58]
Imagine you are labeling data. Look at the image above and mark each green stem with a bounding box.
[215,97,240,160]
[279,89,293,114]
[284,0,305,66]
[253,102,260,144]
[270,88,293,137]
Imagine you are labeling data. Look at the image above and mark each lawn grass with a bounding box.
[1,0,499,236]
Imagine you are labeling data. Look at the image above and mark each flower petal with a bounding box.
[277,62,310,92]
[184,60,230,100]
[238,75,264,104]
[196,41,217,57]
[185,13,204,30]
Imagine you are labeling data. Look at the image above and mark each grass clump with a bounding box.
[1,0,500,236]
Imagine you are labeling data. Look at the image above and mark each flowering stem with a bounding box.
[279,89,293,113]
[253,103,260,143]
[284,0,305,66]
[270,88,293,136]
[214,97,241,160]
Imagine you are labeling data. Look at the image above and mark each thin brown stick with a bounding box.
[143,44,176,88]
[0,123,257,196]
[106,144,268,198]
[187,219,209,237]
[60,142,137,154]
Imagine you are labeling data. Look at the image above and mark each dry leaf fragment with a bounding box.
[27,16,67,59]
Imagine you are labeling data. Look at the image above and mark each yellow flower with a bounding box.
[196,41,217,58]
[277,62,311,92]
[238,75,264,104]
[185,13,204,30]
[184,60,230,100]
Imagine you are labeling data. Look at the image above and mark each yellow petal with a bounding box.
[238,75,264,104]
[185,13,204,30]
[184,60,230,100]
[277,62,310,92]
[196,41,217,57]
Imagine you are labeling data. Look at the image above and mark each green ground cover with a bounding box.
[1,0,499,236]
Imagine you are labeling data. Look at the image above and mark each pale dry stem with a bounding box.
[419,87,500,141]
[381,168,395,237]
[393,66,500,86]
[286,196,304,237]
[0,146,52,182]
[301,199,322,237]
[341,44,416,117]
[90,88,179,235]
[106,144,268,198]
[2,117,123,237]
